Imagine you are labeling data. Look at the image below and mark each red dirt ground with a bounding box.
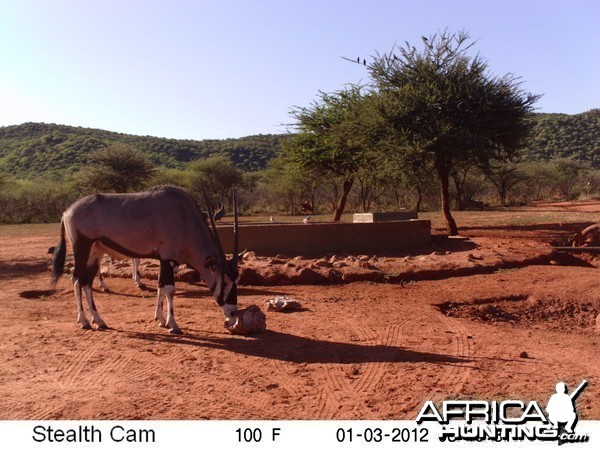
[1,203,599,420]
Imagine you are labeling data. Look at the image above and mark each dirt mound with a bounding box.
[439,296,600,332]
[436,264,600,333]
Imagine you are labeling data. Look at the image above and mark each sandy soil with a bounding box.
[1,203,599,420]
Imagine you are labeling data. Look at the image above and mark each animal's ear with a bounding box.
[203,256,217,271]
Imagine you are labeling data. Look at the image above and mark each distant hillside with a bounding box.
[524,109,600,167]
[0,122,288,179]
[1,109,598,179]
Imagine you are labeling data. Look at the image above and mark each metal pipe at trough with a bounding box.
[216,220,431,256]
[553,246,600,254]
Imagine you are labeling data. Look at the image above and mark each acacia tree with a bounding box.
[485,161,525,206]
[285,86,380,221]
[370,30,539,234]
[187,154,243,207]
[78,143,155,193]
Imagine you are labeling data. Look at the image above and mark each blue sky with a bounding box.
[0,0,598,140]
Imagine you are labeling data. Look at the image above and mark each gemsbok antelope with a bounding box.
[50,185,239,334]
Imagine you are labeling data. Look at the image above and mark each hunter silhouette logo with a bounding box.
[416,379,590,443]
[546,379,588,444]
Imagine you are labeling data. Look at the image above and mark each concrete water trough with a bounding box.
[353,211,418,222]
[217,219,431,256]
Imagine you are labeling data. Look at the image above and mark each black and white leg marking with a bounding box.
[84,258,108,329]
[74,279,91,329]
[132,258,143,288]
[156,259,181,334]
[73,248,108,330]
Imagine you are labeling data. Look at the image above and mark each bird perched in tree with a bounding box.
[303,215,311,224]
[422,36,433,50]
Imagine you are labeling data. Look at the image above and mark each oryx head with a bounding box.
[200,188,240,323]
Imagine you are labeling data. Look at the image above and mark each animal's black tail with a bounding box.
[51,220,67,287]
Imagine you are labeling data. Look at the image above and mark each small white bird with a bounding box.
[303,215,311,224]
[269,216,274,223]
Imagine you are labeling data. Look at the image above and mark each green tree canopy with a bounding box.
[370,30,540,234]
[285,85,381,220]
[187,155,243,207]
[77,143,155,193]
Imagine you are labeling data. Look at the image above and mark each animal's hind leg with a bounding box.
[72,238,94,329]
[74,279,91,330]
[82,258,108,330]
[158,259,181,334]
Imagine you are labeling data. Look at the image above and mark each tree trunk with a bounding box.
[333,178,354,221]
[453,173,465,211]
[499,187,507,207]
[415,185,422,213]
[439,170,459,235]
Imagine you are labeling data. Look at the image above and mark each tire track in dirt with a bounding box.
[23,403,64,420]
[352,325,383,394]
[55,347,98,389]
[271,358,304,399]
[79,354,131,389]
[214,344,280,419]
[318,319,405,419]
[261,320,396,419]
[430,313,475,400]
[4,402,61,420]
[124,359,163,383]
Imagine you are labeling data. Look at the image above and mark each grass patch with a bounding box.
[0,223,60,238]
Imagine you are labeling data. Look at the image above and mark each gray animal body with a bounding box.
[51,186,238,334]
[48,244,141,290]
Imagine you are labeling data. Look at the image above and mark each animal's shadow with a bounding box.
[120,328,472,366]
[96,285,294,299]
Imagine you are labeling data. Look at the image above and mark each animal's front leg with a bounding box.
[97,267,110,292]
[163,285,181,335]
[132,259,143,288]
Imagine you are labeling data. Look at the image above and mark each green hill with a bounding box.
[1,109,598,179]
[524,109,600,167]
[0,122,288,179]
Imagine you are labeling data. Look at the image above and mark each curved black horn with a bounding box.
[201,184,226,259]
[231,189,239,270]
[214,203,226,222]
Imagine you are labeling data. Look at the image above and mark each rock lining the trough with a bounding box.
[264,297,303,312]
[98,237,556,286]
